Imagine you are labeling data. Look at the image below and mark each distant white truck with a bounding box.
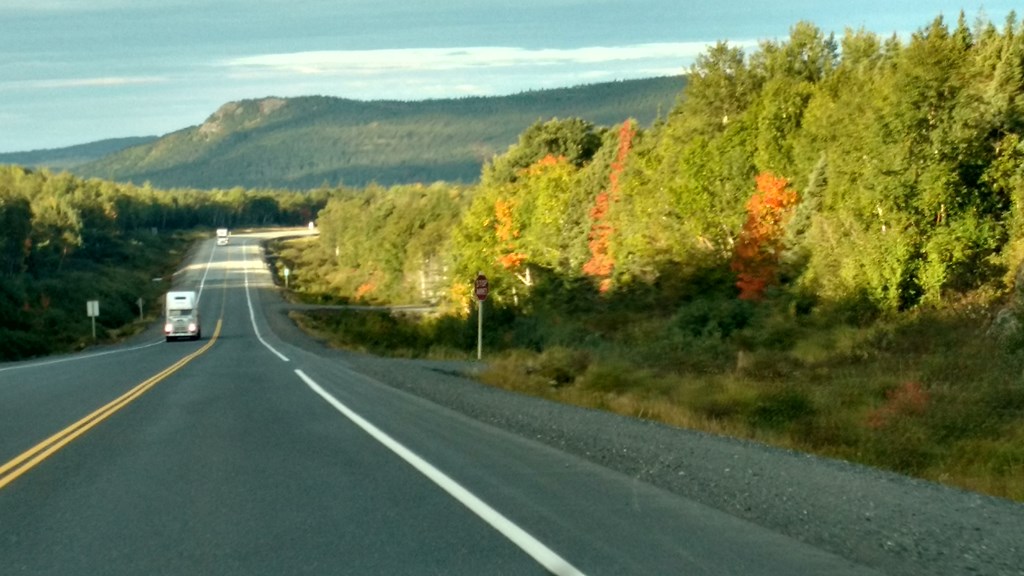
[164,291,201,341]
[216,228,229,245]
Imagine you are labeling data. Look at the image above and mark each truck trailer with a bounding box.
[164,291,201,341]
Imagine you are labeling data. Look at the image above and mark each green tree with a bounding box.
[612,106,753,287]
[482,118,602,186]
[672,41,758,139]
[749,21,838,174]
[0,188,32,276]
[517,155,590,278]
[28,193,82,275]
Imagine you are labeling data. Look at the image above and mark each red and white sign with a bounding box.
[474,273,489,301]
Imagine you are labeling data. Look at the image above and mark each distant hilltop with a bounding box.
[0,76,685,190]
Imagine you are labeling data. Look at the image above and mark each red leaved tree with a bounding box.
[583,120,635,292]
[731,172,798,300]
[494,197,530,284]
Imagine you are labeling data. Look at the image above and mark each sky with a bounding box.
[1,0,1019,153]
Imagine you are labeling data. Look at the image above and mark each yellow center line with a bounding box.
[0,319,223,491]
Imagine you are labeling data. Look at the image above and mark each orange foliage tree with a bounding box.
[583,121,635,292]
[524,153,565,175]
[731,172,799,300]
[494,197,528,274]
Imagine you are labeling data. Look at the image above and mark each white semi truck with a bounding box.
[164,291,201,341]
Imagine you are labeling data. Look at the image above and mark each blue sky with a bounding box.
[1,1,1019,152]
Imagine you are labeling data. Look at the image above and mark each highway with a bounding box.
[0,235,942,574]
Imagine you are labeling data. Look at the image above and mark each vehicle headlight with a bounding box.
[188,322,197,332]
[164,323,172,333]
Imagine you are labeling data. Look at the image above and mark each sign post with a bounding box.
[136,297,144,321]
[474,273,489,360]
[86,300,100,340]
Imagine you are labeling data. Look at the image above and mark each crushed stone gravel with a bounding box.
[265,296,1024,576]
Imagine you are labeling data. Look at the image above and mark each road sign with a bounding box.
[87,300,99,340]
[474,273,489,301]
[474,273,488,360]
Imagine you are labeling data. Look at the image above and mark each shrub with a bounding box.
[745,387,816,430]
[865,381,930,430]
[0,328,49,360]
[578,361,648,393]
[531,346,591,386]
[863,420,938,475]
[425,314,475,351]
[674,296,755,339]
[861,381,939,474]
[693,392,750,421]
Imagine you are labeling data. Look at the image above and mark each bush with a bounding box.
[425,314,475,351]
[863,420,938,475]
[674,296,754,339]
[693,392,751,421]
[0,328,49,360]
[746,387,816,430]
[578,361,649,393]
[530,346,590,386]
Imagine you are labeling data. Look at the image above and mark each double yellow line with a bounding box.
[0,319,222,491]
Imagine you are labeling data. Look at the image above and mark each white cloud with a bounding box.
[7,0,138,11]
[219,43,735,78]
[24,76,168,89]
[204,42,755,103]
[6,0,206,12]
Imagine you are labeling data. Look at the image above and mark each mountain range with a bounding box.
[0,76,684,190]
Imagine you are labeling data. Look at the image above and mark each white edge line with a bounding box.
[0,339,164,373]
[243,242,290,362]
[294,368,586,576]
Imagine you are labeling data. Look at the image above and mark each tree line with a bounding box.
[290,13,1024,329]
[0,165,328,359]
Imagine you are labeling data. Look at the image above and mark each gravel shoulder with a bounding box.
[262,287,1024,576]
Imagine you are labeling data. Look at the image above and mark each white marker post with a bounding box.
[284,266,290,289]
[86,300,100,340]
[474,273,489,360]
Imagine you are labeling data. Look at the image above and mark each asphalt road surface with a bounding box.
[1,233,1021,575]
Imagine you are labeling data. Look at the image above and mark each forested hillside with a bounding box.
[75,76,684,190]
[0,137,159,171]
[277,15,1024,499]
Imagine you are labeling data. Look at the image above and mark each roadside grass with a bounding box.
[289,295,1024,503]
[290,308,475,359]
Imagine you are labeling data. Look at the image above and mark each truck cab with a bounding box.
[164,291,201,341]
[216,228,229,245]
